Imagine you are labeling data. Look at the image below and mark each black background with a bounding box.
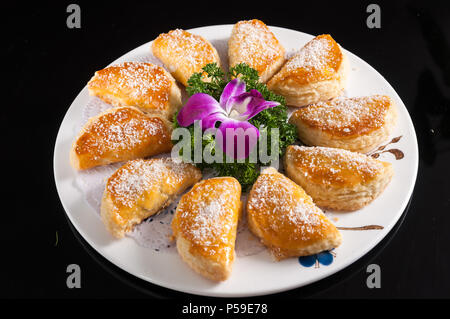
[3,0,450,300]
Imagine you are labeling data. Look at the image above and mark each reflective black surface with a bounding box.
[3,0,450,299]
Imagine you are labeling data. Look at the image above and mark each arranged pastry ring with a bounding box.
[70,20,396,281]
[55,21,418,292]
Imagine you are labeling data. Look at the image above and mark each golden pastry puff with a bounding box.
[87,62,182,119]
[267,34,348,107]
[101,158,202,238]
[284,145,394,211]
[228,19,285,83]
[70,106,172,170]
[247,167,342,260]
[171,177,242,281]
[289,95,397,153]
[152,29,222,86]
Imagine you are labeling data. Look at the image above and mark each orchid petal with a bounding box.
[248,89,263,99]
[220,78,246,114]
[200,112,229,129]
[177,93,225,127]
[228,91,280,121]
[216,119,260,159]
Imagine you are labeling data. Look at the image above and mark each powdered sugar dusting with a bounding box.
[89,62,172,111]
[287,36,332,71]
[74,107,167,160]
[232,20,283,72]
[280,35,343,84]
[176,178,240,250]
[156,29,217,73]
[287,145,384,186]
[247,169,325,241]
[107,158,199,208]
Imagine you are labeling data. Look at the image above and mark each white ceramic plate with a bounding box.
[54,25,418,297]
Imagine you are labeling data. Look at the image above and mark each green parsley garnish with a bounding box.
[174,63,297,191]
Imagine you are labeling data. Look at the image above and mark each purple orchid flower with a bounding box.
[177,79,279,159]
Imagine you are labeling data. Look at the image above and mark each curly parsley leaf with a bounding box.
[186,63,227,100]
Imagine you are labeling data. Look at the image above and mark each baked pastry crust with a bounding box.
[101,158,201,238]
[267,34,347,107]
[284,145,394,211]
[171,177,242,281]
[152,29,221,86]
[87,62,181,119]
[228,19,285,83]
[70,106,173,170]
[247,167,342,260]
[289,95,397,153]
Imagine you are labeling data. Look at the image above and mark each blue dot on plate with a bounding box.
[298,255,316,267]
[316,251,333,266]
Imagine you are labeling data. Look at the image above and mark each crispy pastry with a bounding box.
[228,19,285,83]
[289,95,397,153]
[152,29,221,86]
[70,106,172,170]
[87,62,181,119]
[171,177,242,281]
[284,145,394,211]
[101,158,201,238]
[267,34,348,107]
[247,167,342,260]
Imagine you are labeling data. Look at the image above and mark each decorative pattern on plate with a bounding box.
[369,136,404,160]
[298,250,336,267]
